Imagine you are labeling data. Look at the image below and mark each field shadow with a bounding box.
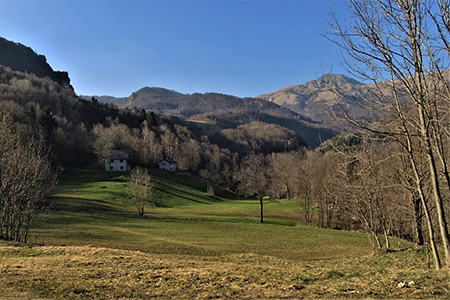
[154,182,225,206]
[48,196,122,214]
[154,187,208,206]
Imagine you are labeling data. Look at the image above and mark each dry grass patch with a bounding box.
[0,245,448,299]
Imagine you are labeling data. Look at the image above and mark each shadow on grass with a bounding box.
[48,196,122,214]
[153,182,222,207]
[143,214,296,227]
[58,171,130,185]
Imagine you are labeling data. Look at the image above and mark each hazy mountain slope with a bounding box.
[256,74,374,125]
[0,37,71,87]
[258,71,450,128]
[80,95,128,106]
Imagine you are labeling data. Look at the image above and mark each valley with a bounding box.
[1,170,445,299]
[2,5,450,296]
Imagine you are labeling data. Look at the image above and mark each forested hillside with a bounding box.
[118,87,335,147]
[0,63,310,189]
[79,95,127,107]
[0,37,71,87]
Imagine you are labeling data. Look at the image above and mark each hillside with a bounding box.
[256,74,378,126]
[120,88,335,147]
[258,72,450,128]
[122,87,185,109]
[79,95,128,106]
[0,37,71,87]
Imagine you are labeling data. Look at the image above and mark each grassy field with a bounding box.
[0,170,449,299]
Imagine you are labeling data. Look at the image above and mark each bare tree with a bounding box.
[0,105,58,243]
[235,153,271,223]
[326,0,450,269]
[128,167,154,216]
[176,139,202,173]
[270,152,300,200]
[336,138,400,250]
[296,150,324,226]
[140,126,163,166]
[91,124,115,170]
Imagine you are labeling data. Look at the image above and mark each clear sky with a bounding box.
[0,0,350,98]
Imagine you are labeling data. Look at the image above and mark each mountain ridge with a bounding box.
[0,37,71,88]
[255,73,373,125]
[118,87,335,147]
[0,36,340,147]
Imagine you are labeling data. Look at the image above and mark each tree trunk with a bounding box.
[412,194,424,247]
[418,103,450,267]
[286,184,291,201]
[383,227,390,249]
[259,196,264,223]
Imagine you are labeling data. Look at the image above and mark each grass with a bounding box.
[29,209,371,259]
[1,170,448,299]
[1,245,448,299]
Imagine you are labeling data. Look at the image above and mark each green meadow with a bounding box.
[31,170,371,259]
[1,170,449,299]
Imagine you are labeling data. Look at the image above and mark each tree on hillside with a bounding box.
[270,152,300,200]
[139,109,147,124]
[337,138,399,250]
[296,150,324,226]
[0,103,57,243]
[38,105,57,144]
[147,111,157,128]
[176,139,202,173]
[141,126,164,165]
[235,153,271,223]
[128,167,154,216]
[92,124,115,170]
[326,0,450,269]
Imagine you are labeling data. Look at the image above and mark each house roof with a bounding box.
[110,150,129,160]
[158,158,177,164]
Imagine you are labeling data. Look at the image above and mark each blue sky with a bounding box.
[0,0,350,98]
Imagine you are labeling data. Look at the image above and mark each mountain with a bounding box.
[256,74,373,126]
[121,87,335,147]
[122,87,184,109]
[258,71,450,129]
[0,37,71,87]
[80,95,128,107]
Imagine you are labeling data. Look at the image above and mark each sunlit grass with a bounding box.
[31,209,372,259]
[1,244,448,299]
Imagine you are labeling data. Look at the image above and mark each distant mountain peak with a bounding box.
[255,73,371,129]
[131,86,184,97]
[308,74,362,89]
[123,87,185,109]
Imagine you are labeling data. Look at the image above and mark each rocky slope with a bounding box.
[256,74,372,126]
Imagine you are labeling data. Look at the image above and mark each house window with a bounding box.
[111,166,114,170]
[120,159,123,163]
[111,159,114,163]
[120,166,124,170]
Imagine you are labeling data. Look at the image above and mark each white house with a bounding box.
[158,159,177,172]
[106,150,131,171]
